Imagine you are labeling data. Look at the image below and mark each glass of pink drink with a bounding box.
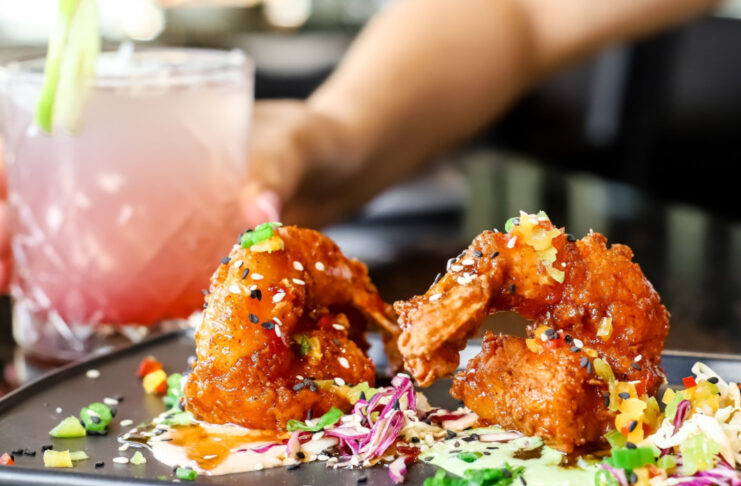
[0,48,252,362]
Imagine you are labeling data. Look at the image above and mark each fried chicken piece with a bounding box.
[184,226,398,430]
[394,213,669,451]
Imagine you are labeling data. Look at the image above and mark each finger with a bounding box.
[239,187,282,228]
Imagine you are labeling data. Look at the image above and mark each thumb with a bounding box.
[239,184,282,228]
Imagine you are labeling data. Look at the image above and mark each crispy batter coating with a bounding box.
[184,226,398,429]
[394,219,669,452]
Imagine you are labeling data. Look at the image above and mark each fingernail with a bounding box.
[241,189,281,226]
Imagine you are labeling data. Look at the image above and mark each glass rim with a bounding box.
[0,47,253,88]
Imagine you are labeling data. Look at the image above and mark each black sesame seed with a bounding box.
[509,284,516,294]
[564,335,573,343]
[502,468,512,478]
[410,437,420,443]
[261,322,274,330]
[708,377,719,384]
[309,382,318,392]
[604,395,610,407]
[470,433,480,441]
[628,420,638,432]
[242,268,249,280]
[95,461,105,468]
[454,441,461,448]
[110,407,118,418]
[631,363,642,371]
[286,463,300,471]
[114,394,124,402]
[490,251,500,259]
[248,313,259,324]
[486,446,499,450]
[473,250,483,258]
[626,442,637,449]
[41,445,53,452]
[392,399,401,410]
[544,328,556,337]
[11,448,23,455]
[446,430,457,439]
[357,475,368,483]
[359,391,366,402]
[586,362,592,374]
[87,430,107,436]
[630,471,638,483]
[201,289,208,296]
[250,289,262,300]
[91,415,101,424]
[423,456,433,462]
[296,452,305,460]
[23,449,36,457]
[306,409,312,420]
[579,357,589,368]
[618,392,630,400]
[520,477,528,485]
[566,234,577,242]
[461,436,476,442]
[571,346,581,353]
[203,302,208,309]
[221,256,231,265]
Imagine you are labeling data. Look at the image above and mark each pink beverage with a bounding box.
[0,49,252,361]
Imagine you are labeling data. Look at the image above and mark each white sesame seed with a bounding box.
[120,419,133,427]
[272,292,285,303]
[293,261,304,271]
[315,262,325,271]
[273,317,283,326]
[332,323,345,331]
[456,276,467,285]
[292,278,306,286]
[275,326,282,338]
[296,375,304,381]
[634,354,643,362]
[334,377,346,386]
[228,283,242,294]
[233,259,243,269]
[312,431,325,440]
[249,284,258,291]
[540,333,548,342]
[56,407,62,414]
[461,258,475,266]
[203,454,218,460]
[450,264,463,272]
[254,463,264,471]
[429,293,442,302]
[251,273,264,280]
[112,457,129,464]
[118,444,130,452]
[103,397,119,406]
[507,237,517,248]
[318,454,330,461]
[309,454,318,462]
[86,369,101,379]
[573,338,584,349]
[350,456,360,466]
[338,357,350,369]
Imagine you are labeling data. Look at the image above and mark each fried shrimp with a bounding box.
[394,212,669,452]
[183,225,398,430]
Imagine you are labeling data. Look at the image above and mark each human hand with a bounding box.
[241,100,360,229]
[0,142,11,293]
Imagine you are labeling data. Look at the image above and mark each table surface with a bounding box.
[1,151,739,394]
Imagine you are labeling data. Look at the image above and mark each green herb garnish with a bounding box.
[80,402,112,432]
[456,451,483,463]
[604,446,655,471]
[604,429,627,449]
[161,410,194,427]
[175,466,197,481]
[49,416,87,438]
[36,0,100,133]
[163,373,184,410]
[286,407,343,432]
[594,468,620,486]
[424,463,525,485]
[240,222,282,248]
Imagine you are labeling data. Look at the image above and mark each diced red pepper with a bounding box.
[137,356,163,378]
[0,453,14,465]
[682,376,697,389]
[620,426,630,436]
[635,381,647,397]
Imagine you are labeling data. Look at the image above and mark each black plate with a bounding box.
[1,329,740,485]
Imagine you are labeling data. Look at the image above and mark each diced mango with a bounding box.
[43,450,73,468]
[143,369,168,394]
[250,235,285,253]
[619,398,647,418]
[526,338,541,353]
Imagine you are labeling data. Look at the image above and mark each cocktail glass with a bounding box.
[0,48,252,362]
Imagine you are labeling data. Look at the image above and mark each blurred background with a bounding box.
[1,0,740,392]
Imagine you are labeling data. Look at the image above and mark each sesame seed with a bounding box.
[103,397,119,406]
[203,454,218,460]
[450,264,463,272]
[251,273,264,280]
[118,444,129,452]
[626,442,637,449]
[630,363,642,371]
[630,472,638,483]
[292,278,306,286]
[573,338,584,349]
[338,357,350,369]
[708,376,719,384]
[249,313,259,324]
[255,463,264,471]
[570,346,581,353]
[86,369,101,379]
[293,383,305,391]
[473,250,483,257]
[579,357,589,368]
[604,395,610,407]
[544,328,556,336]
[113,457,129,464]
[332,323,345,331]
[275,326,282,338]
[634,354,643,362]
[296,375,304,380]
[262,322,274,330]
[250,289,262,300]
[490,251,500,259]
[315,262,325,271]
[296,452,306,460]
[233,260,243,269]
[273,292,285,303]
[618,392,630,400]
[628,420,638,432]
[461,258,475,266]
[41,445,53,452]
[242,268,250,279]
[507,237,517,248]
[56,407,62,413]
[228,284,242,294]
[273,317,283,327]
[94,461,104,468]
[293,261,304,271]
[334,377,346,386]
[221,256,231,264]
[201,289,208,296]
[23,449,35,456]
[429,293,442,302]
[566,234,577,242]
[120,419,133,427]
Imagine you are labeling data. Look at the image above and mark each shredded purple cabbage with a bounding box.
[673,399,693,435]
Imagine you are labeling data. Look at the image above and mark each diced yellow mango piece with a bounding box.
[634,467,650,486]
[143,369,167,394]
[44,450,73,468]
[619,398,648,419]
[250,235,285,253]
[526,338,541,353]
[662,388,676,405]
[596,317,613,340]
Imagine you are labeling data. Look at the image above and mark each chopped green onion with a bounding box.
[504,217,518,233]
[49,416,87,438]
[604,429,627,449]
[605,446,655,471]
[347,382,379,404]
[294,335,313,357]
[130,451,146,465]
[241,222,282,248]
[656,454,677,471]
[161,410,194,427]
[80,402,112,432]
[456,451,482,463]
[424,463,525,486]
[594,469,620,486]
[163,373,184,410]
[176,466,197,481]
[286,407,343,432]
[36,0,100,133]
